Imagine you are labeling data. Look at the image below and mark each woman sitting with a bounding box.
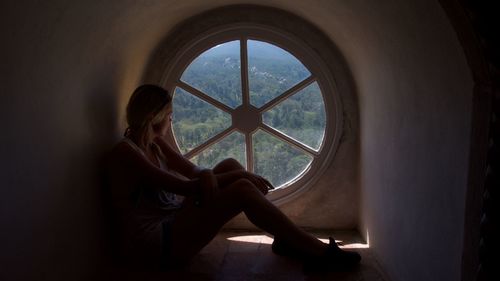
[106,84,361,273]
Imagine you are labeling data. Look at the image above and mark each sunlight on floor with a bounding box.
[227,234,369,249]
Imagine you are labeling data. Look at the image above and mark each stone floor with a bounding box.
[108,231,389,281]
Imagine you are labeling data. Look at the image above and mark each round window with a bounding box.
[157,23,342,204]
[172,39,326,189]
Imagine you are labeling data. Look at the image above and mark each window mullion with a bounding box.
[178,81,233,113]
[241,37,253,172]
[240,37,250,106]
[184,127,235,159]
[260,124,318,156]
[245,132,253,172]
[258,76,315,113]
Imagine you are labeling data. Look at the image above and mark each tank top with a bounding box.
[115,138,182,260]
[121,137,181,211]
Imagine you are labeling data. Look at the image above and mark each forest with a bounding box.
[172,41,326,188]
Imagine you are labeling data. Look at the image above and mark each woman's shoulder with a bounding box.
[111,138,132,152]
[109,139,143,163]
[115,138,144,152]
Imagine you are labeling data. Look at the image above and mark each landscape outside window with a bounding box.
[172,40,326,189]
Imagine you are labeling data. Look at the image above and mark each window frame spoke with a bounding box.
[260,124,319,156]
[189,130,247,168]
[184,126,236,159]
[258,75,315,112]
[240,37,250,107]
[260,78,326,152]
[178,81,234,113]
[245,131,254,172]
[240,37,254,172]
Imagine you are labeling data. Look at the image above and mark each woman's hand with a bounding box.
[242,171,274,195]
[195,169,218,206]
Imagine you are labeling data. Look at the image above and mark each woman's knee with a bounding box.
[213,158,245,174]
[229,178,261,199]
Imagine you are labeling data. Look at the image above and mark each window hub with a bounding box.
[231,105,262,134]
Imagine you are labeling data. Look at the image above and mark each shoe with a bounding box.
[303,237,361,274]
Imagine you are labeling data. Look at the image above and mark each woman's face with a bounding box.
[153,104,173,137]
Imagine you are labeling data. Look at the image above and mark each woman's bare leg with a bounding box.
[168,158,327,263]
[212,158,246,174]
[212,158,326,254]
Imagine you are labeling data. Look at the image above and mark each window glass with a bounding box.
[181,40,242,108]
[172,87,231,154]
[190,131,246,168]
[253,129,313,188]
[262,82,326,151]
[248,40,310,108]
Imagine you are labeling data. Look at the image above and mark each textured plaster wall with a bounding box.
[276,1,472,280]
[0,1,472,281]
[0,1,188,279]
[321,1,472,281]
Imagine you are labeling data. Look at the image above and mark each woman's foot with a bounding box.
[303,237,361,274]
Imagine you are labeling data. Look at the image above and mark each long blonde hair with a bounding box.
[125,84,172,149]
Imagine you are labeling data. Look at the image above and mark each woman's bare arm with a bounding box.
[153,136,273,194]
[154,136,203,179]
[111,141,200,197]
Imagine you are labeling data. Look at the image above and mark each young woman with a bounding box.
[107,84,360,273]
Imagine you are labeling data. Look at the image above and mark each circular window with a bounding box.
[154,14,343,204]
[172,39,326,188]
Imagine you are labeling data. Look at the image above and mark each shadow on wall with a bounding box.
[58,66,121,278]
[87,71,122,269]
